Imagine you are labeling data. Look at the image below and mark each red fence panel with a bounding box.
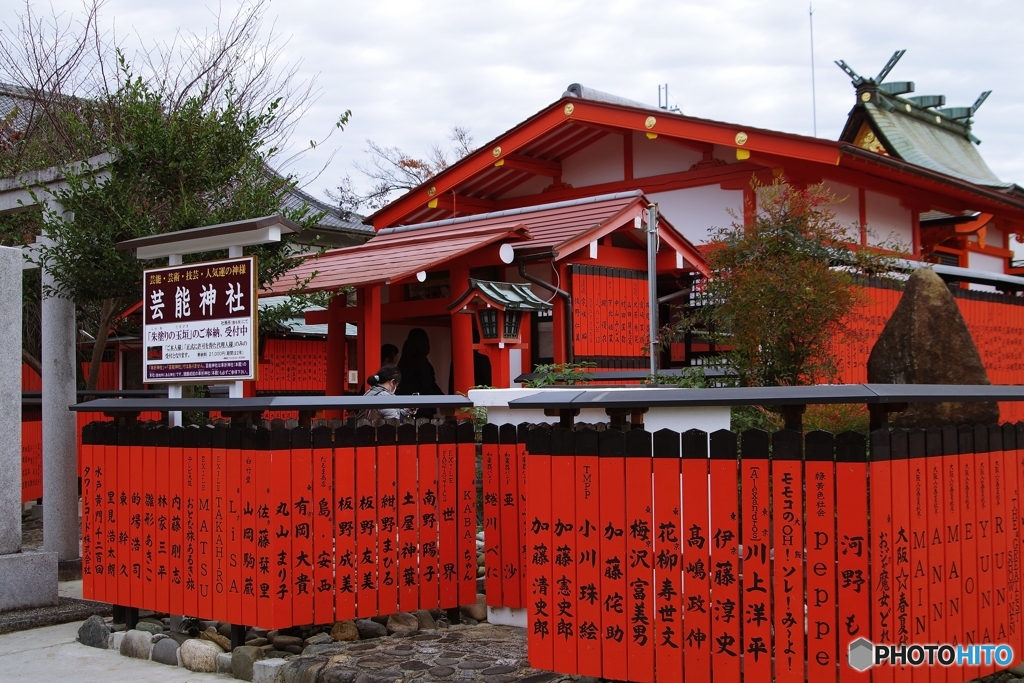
[576,426,604,678]
[740,429,772,683]
[773,429,806,683]
[526,424,554,671]
[709,429,741,682]
[551,426,579,675]
[836,432,870,683]
[806,430,838,683]
[651,429,681,683]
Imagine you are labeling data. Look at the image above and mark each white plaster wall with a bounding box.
[561,134,624,188]
[498,174,551,200]
[820,179,862,243]
[647,185,744,245]
[632,131,702,178]
[865,190,913,251]
[381,323,452,394]
[967,251,1008,291]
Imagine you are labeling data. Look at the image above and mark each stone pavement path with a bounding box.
[272,623,565,683]
[0,620,224,683]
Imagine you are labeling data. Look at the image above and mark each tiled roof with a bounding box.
[269,191,707,293]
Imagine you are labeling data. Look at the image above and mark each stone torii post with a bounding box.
[0,155,110,583]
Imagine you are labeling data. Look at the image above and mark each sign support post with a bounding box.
[646,204,659,376]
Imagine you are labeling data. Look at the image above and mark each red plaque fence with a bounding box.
[80,420,477,627]
[514,422,1024,683]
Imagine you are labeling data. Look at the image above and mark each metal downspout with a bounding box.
[517,259,574,362]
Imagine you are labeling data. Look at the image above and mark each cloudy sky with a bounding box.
[37,0,1024,205]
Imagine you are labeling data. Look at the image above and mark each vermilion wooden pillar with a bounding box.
[325,293,349,419]
[358,286,382,393]
[553,262,569,364]
[450,266,475,395]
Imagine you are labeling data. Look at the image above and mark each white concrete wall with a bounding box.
[967,251,1008,291]
[647,185,744,245]
[561,134,624,188]
[864,190,913,251]
[632,131,702,177]
[469,388,731,433]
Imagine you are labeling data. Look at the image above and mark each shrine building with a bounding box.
[272,53,1024,397]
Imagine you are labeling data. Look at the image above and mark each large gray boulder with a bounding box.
[180,638,224,672]
[867,267,1000,427]
[232,645,265,681]
[119,629,154,660]
[151,637,181,666]
[77,615,111,649]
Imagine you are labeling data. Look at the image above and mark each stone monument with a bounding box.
[867,266,1000,427]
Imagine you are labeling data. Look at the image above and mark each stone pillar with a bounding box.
[0,245,57,611]
[0,246,22,555]
[40,224,80,562]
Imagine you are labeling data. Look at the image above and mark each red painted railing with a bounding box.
[80,420,477,627]
[510,421,1024,683]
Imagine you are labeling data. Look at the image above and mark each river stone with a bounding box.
[355,619,387,639]
[353,670,403,683]
[458,661,491,670]
[135,621,163,635]
[218,622,233,638]
[331,620,360,642]
[180,638,224,672]
[247,637,269,647]
[120,629,154,660]
[277,657,327,683]
[459,594,487,622]
[867,267,1000,427]
[401,660,430,670]
[151,637,180,666]
[413,609,436,631]
[202,627,233,651]
[305,633,332,646]
[387,612,420,635]
[320,664,358,683]
[284,644,304,655]
[273,635,304,649]
[429,666,456,677]
[77,615,111,649]
[482,665,517,675]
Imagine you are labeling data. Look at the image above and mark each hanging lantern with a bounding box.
[448,278,552,346]
[477,308,500,340]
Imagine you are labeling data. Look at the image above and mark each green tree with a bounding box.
[34,62,335,390]
[664,179,896,390]
[0,1,348,390]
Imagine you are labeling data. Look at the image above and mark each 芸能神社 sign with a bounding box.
[142,256,257,383]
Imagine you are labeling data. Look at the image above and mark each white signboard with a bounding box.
[142,256,258,383]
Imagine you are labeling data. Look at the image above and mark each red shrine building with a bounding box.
[273,54,1024,399]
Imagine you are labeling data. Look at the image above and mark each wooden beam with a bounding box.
[567,100,843,166]
[428,193,496,215]
[496,153,561,177]
[493,162,763,210]
[380,298,452,322]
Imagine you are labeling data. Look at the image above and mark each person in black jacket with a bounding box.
[396,328,443,417]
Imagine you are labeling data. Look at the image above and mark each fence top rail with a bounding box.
[505,384,1024,409]
[69,394,473,413]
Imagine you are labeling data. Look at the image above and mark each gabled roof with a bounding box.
[447,280,552,312]
[368,79,1024,232]
[269,191,708,294]
[267,223,531,294]
[835,52,1014,191]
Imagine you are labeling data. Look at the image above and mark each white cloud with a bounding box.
[38,0,1024,204]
